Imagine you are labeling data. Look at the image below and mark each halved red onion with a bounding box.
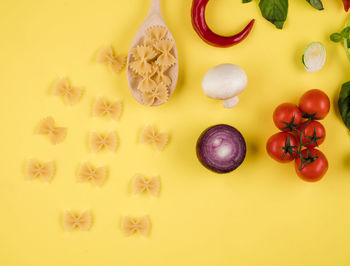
[196,124,246,173]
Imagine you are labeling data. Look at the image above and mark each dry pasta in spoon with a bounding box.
[122,216,150,237]
[130,45,157,74]
[26,159,54,182]
[141,82,169,106]
[37,116,67,145]
[128,25,176,106]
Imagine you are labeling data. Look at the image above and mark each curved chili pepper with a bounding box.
[342,0,350,12]
[191,0,255,48]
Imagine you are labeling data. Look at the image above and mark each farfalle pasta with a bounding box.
[140,125,168,151]
[128,25,176,106]
[138,68,157,92]
[130,45,157,74]
[153,65,171,86]
[154,39,176,67]
[53,78,82,105]
[94,97,122,121]
[145,26,168,42]
[37,116,67,145]
[90,131,117,153]
[132,174,160,197]
[64,210,92,231]
[98,46,126,73]
[26,159,54,182]
[141,82,169,106]
[122,216,150,237]
[78,162,106,186]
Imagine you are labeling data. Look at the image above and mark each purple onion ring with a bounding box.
[196,124,246,173]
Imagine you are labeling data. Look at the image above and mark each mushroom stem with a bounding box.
[223,96,239,108]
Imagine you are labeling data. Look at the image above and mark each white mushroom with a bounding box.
[201,64,247,108]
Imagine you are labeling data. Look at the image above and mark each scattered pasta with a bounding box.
[141,82,169,106]
[64,210,92,231]
[26,159,54,182]
[122,216,150,237]
[130,45,157,74]
[53,78,82,105]
[90,131,117,153]
[154,39,176,67]
[94,97,122,121]
[37,116,67,145]
[98,46,126,73]
[132,174,160,197]
[78,162,106,186]
[140,125,168,151]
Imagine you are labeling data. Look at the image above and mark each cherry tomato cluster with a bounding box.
[266,89,330,182]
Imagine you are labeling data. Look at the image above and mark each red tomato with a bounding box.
[294,149,328,182]
[299,89,330,119]
[298,120,326,148]
[266,132,299,163]
[273,103,303,131]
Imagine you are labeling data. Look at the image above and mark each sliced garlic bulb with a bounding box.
[302,42,326,73]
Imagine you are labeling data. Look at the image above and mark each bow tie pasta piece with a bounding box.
[90,131,117,153]
[154,40,176,67]
[145,26,168,42]
[137,68,157,92]
[130,45,157,75]
[26,159,54,182]
[78,162,106,186]
[53,78,82,105]
[37,117,67,145]
[153,65,171,87]
[140,125,168,151]
[94,98,122,121]
[141,82,169,106]
[98,46,126,73]
[122,216,150,237]
[64,210,92,231]
[132,174,160,197]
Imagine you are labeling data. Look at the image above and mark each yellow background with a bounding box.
[1,0,350,265]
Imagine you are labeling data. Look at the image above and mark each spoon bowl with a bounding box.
[127,0,178,106]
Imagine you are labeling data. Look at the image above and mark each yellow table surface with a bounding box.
[1,0,350,265]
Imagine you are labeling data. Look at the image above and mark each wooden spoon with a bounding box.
[127,0,178,106]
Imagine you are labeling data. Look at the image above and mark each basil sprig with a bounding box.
[243,0,323,29]
[339,82,350,131]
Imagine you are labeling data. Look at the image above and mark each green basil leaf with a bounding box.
[259,0,288,29]
[306,0,324,10]
[338,81,350,131]
[330,33,343,42]
[347,38,350,47]
[243,0,252,3]
[341,27,350,38]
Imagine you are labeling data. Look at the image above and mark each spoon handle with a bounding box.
[149,0,161,14]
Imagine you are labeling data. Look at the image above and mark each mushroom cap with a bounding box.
[202,64,247,100]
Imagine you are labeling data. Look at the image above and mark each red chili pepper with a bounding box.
[343,0,350,12]
[191,0,255,48]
